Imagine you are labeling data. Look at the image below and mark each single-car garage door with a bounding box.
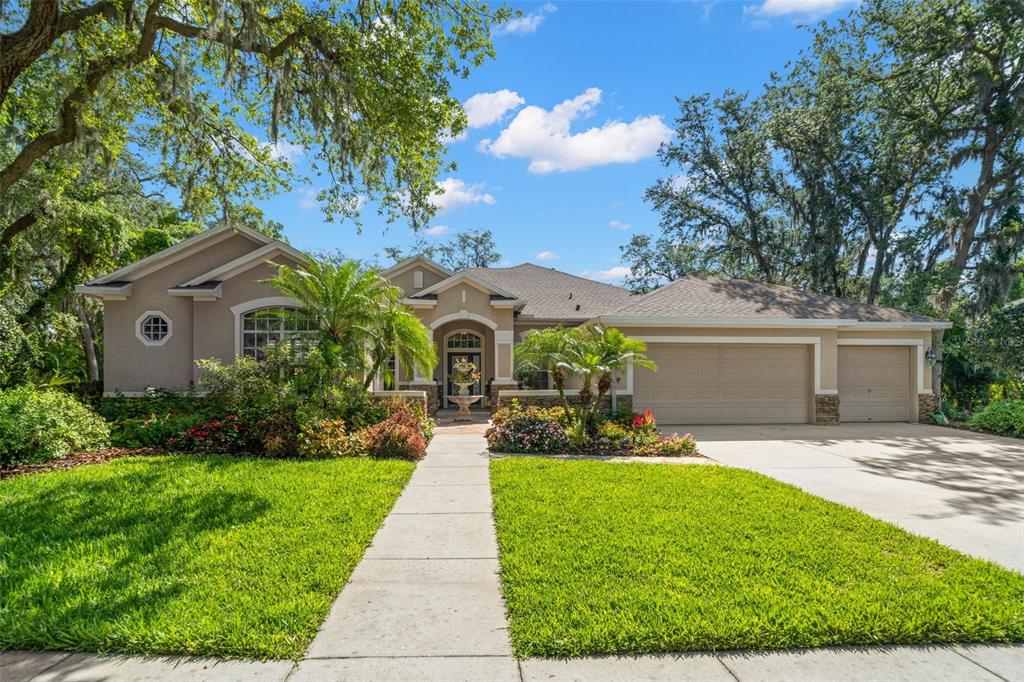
[634,344,810,424]
[838,346,911,422]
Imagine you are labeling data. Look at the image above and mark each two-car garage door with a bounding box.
[634,342,914,424]
[634,344,810,424]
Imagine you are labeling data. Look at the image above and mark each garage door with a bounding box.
[838,346,911,422]
[634,344,810,424]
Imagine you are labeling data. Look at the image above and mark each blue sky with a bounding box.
[259,0,856,281]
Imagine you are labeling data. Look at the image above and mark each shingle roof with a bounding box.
[461,263,634,320]
[605,275,941,323]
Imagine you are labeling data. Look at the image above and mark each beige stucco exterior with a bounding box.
[82,238,947,424]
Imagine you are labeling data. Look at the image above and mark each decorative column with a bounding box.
[490,329,518,413]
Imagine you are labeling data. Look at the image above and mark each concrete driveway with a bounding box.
[668,423,1024,573]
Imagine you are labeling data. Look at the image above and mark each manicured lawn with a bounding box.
[490,458,1024,658]
[0,455,414,659]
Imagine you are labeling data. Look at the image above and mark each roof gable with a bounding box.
[380,254,452,280]
[409,271,520,299]
[90,223,273,285]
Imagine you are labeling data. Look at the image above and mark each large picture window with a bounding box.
[241,308,316,360]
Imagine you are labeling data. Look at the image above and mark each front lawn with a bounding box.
[490,458,1024,658]
[0,455,414,659]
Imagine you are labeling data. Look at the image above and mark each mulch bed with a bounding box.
[0,448,163,481]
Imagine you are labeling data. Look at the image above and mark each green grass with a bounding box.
[0,455,414,659]
[490,458,1024,658]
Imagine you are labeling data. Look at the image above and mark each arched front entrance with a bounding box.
[443,329,484,408]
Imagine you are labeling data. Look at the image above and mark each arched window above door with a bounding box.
[446,331,482,349]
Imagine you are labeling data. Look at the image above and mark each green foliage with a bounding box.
[0,387,109,466]
[634,432,699,457]
[0,305,35,387]
[490,458,1024,657]
[0,455,414,658]
[196,355,291,425]
[298,419,366,459]
[264,258,436,385]
[967,303,1024,391]
[385,228,502,270]
[969,400,1024,439]
[515,326,656,430]
[99,396,223,448]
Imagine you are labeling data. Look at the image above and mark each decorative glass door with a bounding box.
[445,330,483,408]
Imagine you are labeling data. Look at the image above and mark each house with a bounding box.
[77,224,952,425]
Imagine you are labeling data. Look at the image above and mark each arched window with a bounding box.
[447,331,482,349]
[240,307,316,360]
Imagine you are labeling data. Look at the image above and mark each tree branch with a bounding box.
[0,0,117,108]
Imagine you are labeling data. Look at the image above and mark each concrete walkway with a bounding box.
[290,424,518,681]
[4,423,1022,681]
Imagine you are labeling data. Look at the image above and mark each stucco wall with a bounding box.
[103,234,262,393]
[387,265,448,297]
[191,257,303,378]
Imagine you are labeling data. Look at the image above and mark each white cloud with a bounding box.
[535,250,559,261]
[609,220,631,230]
[267,139,304,163]
[745,0,855,17]
[297,187,318,210]
[494,3,556,36]
[430,178,495,212]
[464,90,525,128]
[581,266,632,283]
[481,87,673,173]
[424,225,450,236]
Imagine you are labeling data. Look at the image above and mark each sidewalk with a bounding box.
[3,424,1022,681]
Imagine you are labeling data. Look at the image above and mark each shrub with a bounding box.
[298,419,367,458]
[0,387,110,466]
[252,411,300,457]
[636,433,699,457]
[196,356,291,425]
[0,307,35,388]
[175,415,257,455]
[357,416,428,460]
[489,416,571,454]
[491,400,569,429]
[99,396,221,448]
[970,399,1024,438]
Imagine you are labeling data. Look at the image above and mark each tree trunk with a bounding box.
[75,301,100,382]
[932,328,944,414]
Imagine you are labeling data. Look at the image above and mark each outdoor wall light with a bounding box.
[925,347,938,366]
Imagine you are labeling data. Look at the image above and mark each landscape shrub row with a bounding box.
[486,400,698,457]
[0,354,434,468]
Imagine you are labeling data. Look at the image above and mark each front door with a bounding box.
[446,352,482,408]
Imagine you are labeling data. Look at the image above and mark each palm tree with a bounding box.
[364,291,437,389]
[515,326,576,420]
[516,326,656,429]
[265,258,436,384]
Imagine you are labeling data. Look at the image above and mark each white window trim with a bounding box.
[230,296,302,358]
[633,335,837,395]
[135,310,173,347]
[837,338,929,395]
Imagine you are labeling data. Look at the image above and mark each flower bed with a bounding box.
[486,400,699,457]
